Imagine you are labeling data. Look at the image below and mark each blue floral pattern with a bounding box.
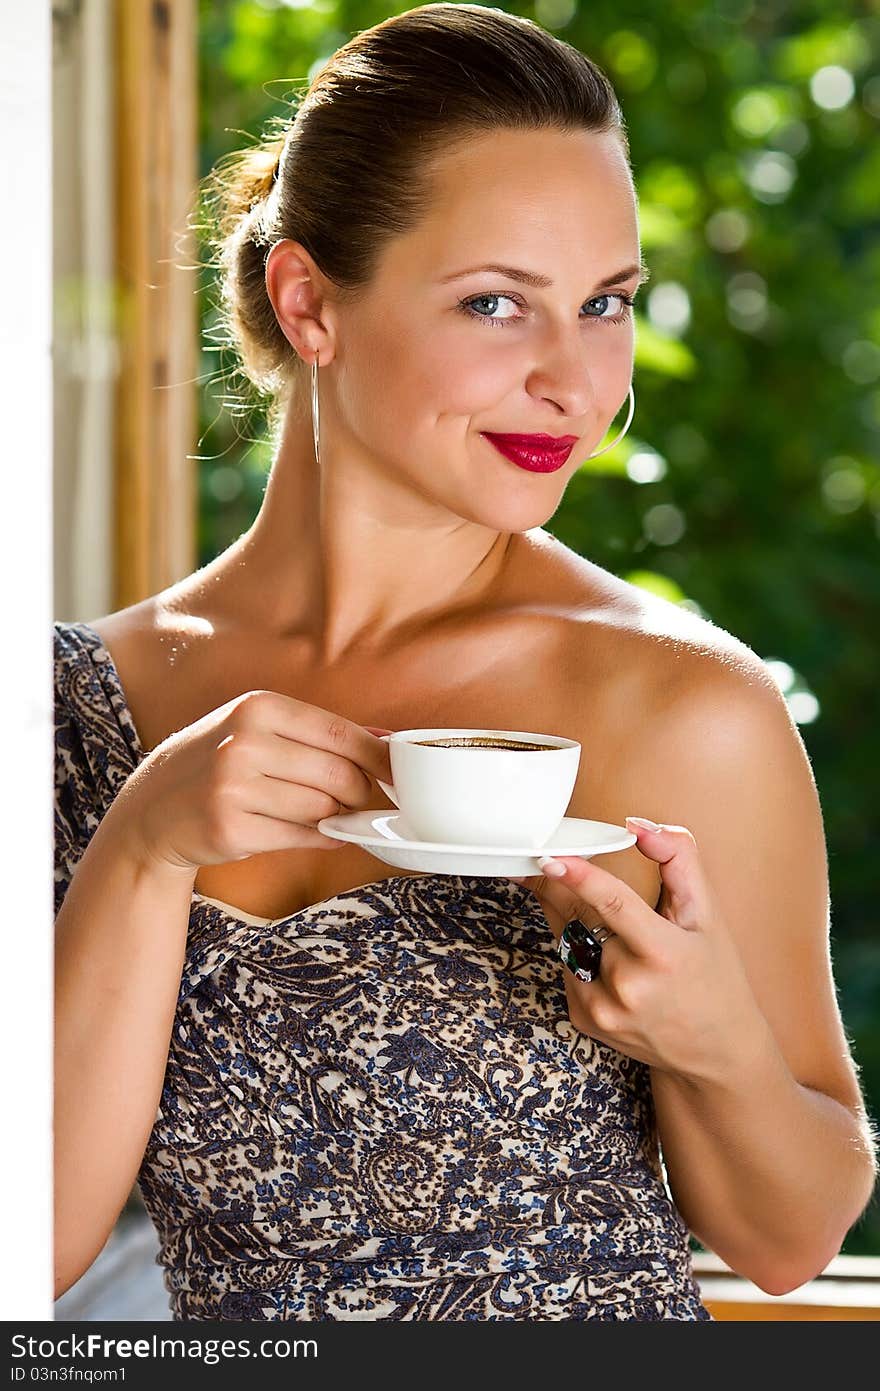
[54,621,711,1321]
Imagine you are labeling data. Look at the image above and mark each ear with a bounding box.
[265,238,337,367]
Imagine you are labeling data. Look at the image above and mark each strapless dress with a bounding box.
[54,620,712,1321]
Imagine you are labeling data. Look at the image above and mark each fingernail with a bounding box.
[626,816,661,832]
[537,856,567,878]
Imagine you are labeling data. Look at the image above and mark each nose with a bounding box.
[528,325,600,418]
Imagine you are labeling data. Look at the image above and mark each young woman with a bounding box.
[53,4,876,1320]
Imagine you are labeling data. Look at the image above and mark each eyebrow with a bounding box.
[438,261,651,290]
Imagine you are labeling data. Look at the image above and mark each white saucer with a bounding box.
[315,810,637,877]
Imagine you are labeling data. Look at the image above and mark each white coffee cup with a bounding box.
[375,727,580,848]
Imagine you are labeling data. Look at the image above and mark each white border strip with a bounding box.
[0,0,53,1319]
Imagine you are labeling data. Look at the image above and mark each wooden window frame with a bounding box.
[113,0,197,608]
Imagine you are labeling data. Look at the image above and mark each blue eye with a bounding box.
[456,291,636,329]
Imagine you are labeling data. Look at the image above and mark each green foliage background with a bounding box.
[195,1,880,1251]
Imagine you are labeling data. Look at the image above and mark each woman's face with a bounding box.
[331,126,643,529]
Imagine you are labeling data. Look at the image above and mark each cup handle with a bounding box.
[375,734,400,809]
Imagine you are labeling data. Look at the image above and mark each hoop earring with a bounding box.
[311,350,321,468]
[584,384,635,460]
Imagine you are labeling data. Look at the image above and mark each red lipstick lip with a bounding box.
[480,431,579,473]
[485,433,579,448]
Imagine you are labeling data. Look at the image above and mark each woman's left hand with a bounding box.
[508,817,771,1083]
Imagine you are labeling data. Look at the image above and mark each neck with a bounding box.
[230,398,515,667]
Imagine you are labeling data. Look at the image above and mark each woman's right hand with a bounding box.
[111,689,394,872]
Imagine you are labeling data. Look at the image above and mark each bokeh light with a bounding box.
[821,458,867,514]
[742,149,797,202]
[645,282,691,336]
[726,271,769,332]
[626,448,667,484]
[788,690,821,724]
[705,208,751,253]
[534,0,577,31]
[810,64,856,110]
[642,502,686,546]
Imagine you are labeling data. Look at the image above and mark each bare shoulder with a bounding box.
[86,540,235,666]
[87,597,156,648]
[523,528,777,719]
[85,580,219,752]
[513,533,798,905]
[526,530,815,844]
[87,591,195,684]
[86,597,160,678]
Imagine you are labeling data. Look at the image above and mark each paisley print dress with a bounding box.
[54,620,712,1321]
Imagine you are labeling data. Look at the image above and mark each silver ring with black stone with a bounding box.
[558,919,615,983]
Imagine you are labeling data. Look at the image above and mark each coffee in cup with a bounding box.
[376,727,580,848]
[412,737,554,751]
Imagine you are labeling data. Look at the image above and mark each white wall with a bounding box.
[0,0,54,1320]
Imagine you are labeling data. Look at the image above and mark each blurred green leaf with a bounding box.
[633,319,698,377]
[773,21,873,81]
[622,569,689,604]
